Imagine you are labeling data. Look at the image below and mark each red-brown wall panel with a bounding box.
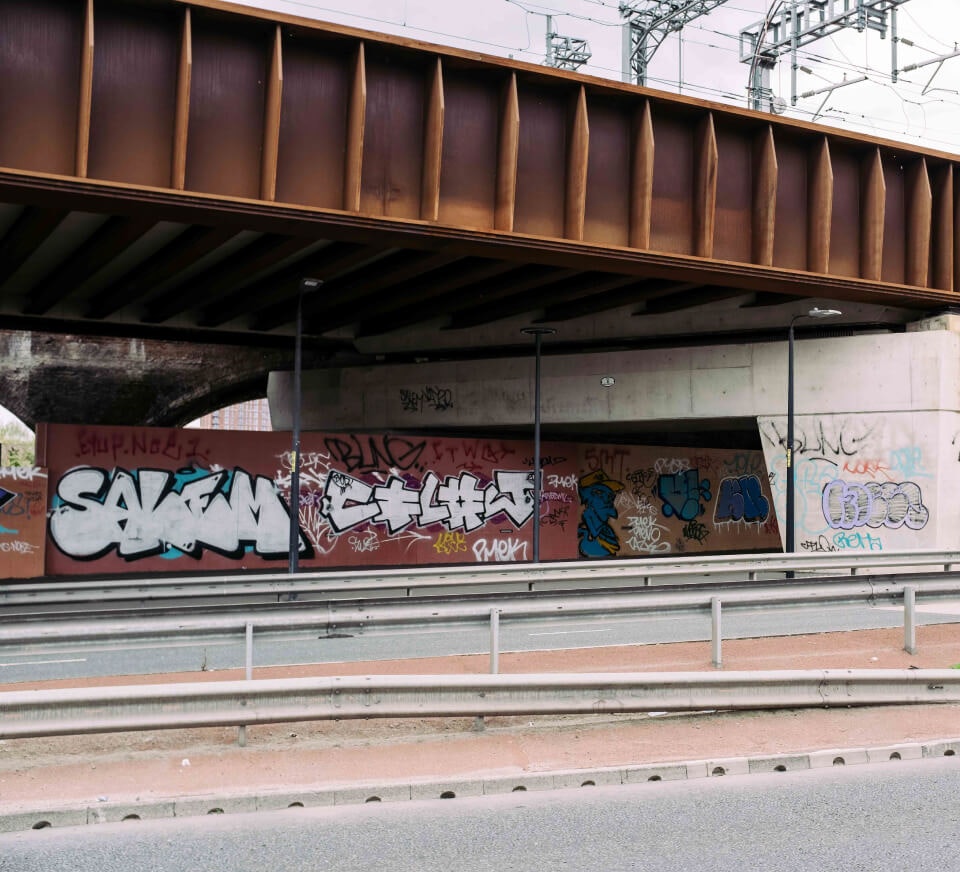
[437,71,500,229]
[649,112,694,256]
[275,36,351,209]
[184,14,270,199]
[37,423,779,578]
[0,0,82,175]
[514,84,567,239]
[771,135,809,272]
[0,467,47,579]
[88,2,180,188]
[359,52,427,219]
[881,157,906,285]
[713,123,753,265]
[829,147,862,278]
[583,98,631,247]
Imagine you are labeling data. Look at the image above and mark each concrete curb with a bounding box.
[3,737,959,834]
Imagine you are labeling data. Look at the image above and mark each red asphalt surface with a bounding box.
[2,624,960,812]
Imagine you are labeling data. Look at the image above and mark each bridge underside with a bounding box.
[0,0,957,427]
[0,328,328,429]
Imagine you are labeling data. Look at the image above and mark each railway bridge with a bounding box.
[1,0,959,577]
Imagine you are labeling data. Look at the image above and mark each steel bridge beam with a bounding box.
[0,0,957,350]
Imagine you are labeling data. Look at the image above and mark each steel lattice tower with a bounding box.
[739,0,912,111]
[544,15,593,71]
[619,1,732,85]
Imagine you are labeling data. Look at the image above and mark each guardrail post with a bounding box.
[903,586,917,655]
[474,608,502,732]
[238,622,254,747]
[711,597,722,668]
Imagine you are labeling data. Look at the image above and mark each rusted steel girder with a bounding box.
[0,0,957,314]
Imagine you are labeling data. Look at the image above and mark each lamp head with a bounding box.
[807,307,841,319]
[300,277,323,292]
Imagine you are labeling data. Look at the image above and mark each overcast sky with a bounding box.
[233,0,960,153]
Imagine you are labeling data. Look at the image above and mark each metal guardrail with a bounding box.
[4,549,960,611]
[0,576,941,686]
[1,670,957,739]
[1,575,952,646]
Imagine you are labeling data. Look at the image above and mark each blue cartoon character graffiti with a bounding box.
[578,469,624,558]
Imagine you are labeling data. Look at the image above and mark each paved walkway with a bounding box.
[2,624,960,831]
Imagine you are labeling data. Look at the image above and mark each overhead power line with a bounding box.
[243,0,960,153]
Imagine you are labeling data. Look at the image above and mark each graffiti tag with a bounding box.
[321,469,533,535]
[472,537,527,563]
[49,467,303,561]
[821,480,929,531]
[658,469,711,522]
[399,386,454,413]
[713,475,769,524]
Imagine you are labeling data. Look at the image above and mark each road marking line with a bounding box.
[528,629,614,637]
[0,657,87,667]
[876,603,960,615]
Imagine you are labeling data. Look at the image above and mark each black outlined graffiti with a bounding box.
[821,480,929,531]
[682,519,710,543]
[658,469,711,522]
[800,534,839,553]
[49,466,305,561]
[626,467,658,497]
[521,455,568,468]
[399,386,454,413]
[761,418,878,460]
[320,468,534,535]
[323,435,427,475]
[713,475,770,524]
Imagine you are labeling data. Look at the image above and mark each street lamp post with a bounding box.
[289,277,322,574]
[785,306,841,554]
[521,326,556,563]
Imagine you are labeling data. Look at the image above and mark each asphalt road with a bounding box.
[1,757,957,871]
[3,598,960,682]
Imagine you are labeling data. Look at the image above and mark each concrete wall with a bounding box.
[759,411,948,552]
[271,324,960,431]
[271,343,766,431]
[756,320,960,552]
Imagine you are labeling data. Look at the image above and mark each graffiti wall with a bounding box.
[758,413,944,553]
[575,443,779,558]
[36,424,779,577]
[0,467,48,578]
